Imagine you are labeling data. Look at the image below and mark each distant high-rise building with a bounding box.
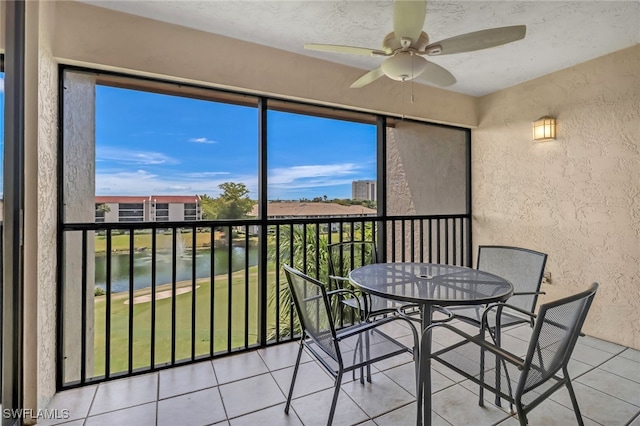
[352,180,377,201]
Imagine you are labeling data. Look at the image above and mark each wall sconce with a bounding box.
[532,116,556,141]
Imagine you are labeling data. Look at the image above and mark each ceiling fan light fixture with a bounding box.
[304,1,527,89]
[381,53,427,81]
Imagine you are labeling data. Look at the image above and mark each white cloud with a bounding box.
[0,77,4,94]
[95,163,363,198]
[96,146,179,165]
[189,137,217,144]
[96,169,258,197]
[269,163,361,188]
[181,171,231,178]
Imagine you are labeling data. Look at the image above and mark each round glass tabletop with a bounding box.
[349,263,513,306]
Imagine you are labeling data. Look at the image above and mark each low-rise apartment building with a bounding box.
[95,195,202,223]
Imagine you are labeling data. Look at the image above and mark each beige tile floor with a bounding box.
[40,321,640,426]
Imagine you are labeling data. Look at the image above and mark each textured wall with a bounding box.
[473,45,640,349]
[62,71,97,385]
[23,1,41,419]
[21,0,59,417]
[36,0,59,412]
[386,121,468,262]
[388,122,467,216]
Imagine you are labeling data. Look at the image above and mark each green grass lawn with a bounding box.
[92,265,283,376]
[89,227,370,377]
[94,231,216,254]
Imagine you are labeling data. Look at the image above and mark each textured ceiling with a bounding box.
[82,0,640,97]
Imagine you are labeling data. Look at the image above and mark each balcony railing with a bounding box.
[57,214,470,390]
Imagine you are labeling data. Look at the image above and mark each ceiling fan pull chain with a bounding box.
[411,79,416,103]
[410,54,415,103]
[402,81,406,119]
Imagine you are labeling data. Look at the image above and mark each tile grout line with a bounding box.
[209,359,233,424]
[624,408,640,426]
[82,383,100,425]
[155,371,160,426]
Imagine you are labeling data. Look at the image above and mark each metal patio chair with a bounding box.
[425,282,598,426]
[328,241,400,321]
[449,246,547,335]
[283,264,419,426]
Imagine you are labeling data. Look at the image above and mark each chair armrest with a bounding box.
[328,275,350,282]
[326,288,363,312]
[482,302,537,321]
[481,302,537,331]
[337,314,420,352]
[301,289,364,314]
[336,315,399,339]
[513,291,546,296]
[426,323,525,369]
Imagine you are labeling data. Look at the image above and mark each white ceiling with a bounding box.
[83,0,639,97]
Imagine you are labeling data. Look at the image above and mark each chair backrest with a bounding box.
[477,246,547,313]
[283,264,341,363]
[518,283,599,396]
[328,241,378,282]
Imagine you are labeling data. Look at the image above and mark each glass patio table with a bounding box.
[349,262,513,426]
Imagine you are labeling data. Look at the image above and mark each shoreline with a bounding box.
[94,266,262,303]
[94,237,259,256]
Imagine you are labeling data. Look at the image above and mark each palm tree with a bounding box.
[265,222,379,340]
[266,224,331,340]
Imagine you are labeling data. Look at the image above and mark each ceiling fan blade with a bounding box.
[304,43,388,56]
[424,25,526,56]
[393,0,426,45]
[416,62,456,87]
[350,67,385,88]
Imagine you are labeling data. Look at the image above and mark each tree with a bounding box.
[199,194,217,220]
[200,182,255,220]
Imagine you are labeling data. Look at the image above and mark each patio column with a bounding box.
[61,71,96,385]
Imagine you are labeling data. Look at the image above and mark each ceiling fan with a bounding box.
[304,0,526,88]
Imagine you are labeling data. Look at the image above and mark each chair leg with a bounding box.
[493,324,502,407]
[479,326,485,407]
[414,342,422,426]
[350,329,362,382]
[355,334,365,384]
[365,330,372,383]
[515,400,527,426]
[285,339,305,414]
[327,371,343,426]
[565,376,585,426]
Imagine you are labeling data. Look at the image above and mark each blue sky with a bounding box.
[96,85,376,200]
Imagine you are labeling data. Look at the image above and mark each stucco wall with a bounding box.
[20,0,59,419]
[61,70,96,385]
[473,44,640,349]
[387,121,467,216]
[35,0,58,413]
[386,121,468,262]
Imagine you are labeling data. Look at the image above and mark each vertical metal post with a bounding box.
[150,229,157,367]
[191,225,197,359]
[257,97,268,345]
[3,1,25,424]
[208,226,215,355]
[465,129,473,267]
[376,116,387,261]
